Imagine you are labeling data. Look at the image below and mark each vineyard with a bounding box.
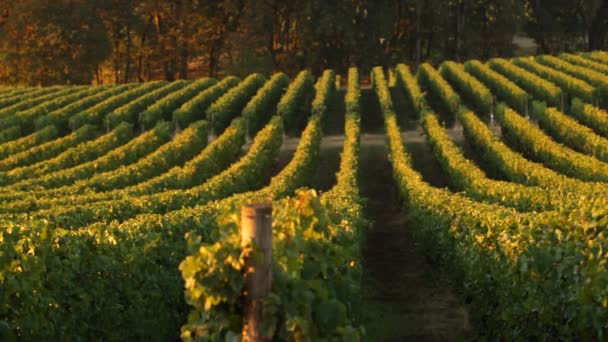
[1,51,608,340]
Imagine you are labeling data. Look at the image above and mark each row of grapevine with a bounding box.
[395,64,426,113]
[512,57,595,103]
[0,125,21,144]
[531,101,608,162]
[417,63,460,114]
[180,70,361,340]
[1,119,243,213]
[377,64,608,339]
[422,110,564,211]
[0,120,209,215]
[487,58,562,107]
[0,125,59,159]
[32,117,281,229]
[464,60,528,113]
[0,71,284,204]
[1,86,111,132]
[439,61,493,114]
[206,73,266,134]
[585,50,608,64]
[570,99,608,137]
[221,70,332,205]
[496,104,608,182]
[172,76,240,129]
[392,62,580,209]
[105,80,190,129]
[34,83,137,132]
[0,89,326,340]
[242,72,290,136]
[0,85,85,120]
[0,121,184,202]
[69,81,167,129]
[457,108,605,196]
[560,52,608,75]
[138,78,217,130]
[0,69,348,341]
[0,86,39,101]
[536,55,608,105]
[0,86,63,112]
[63,120,209,193]
[5,122,173,192]
[0,123,134,186]
[276,70,315,132]
[254,83,330,197]
[0,124,98,171]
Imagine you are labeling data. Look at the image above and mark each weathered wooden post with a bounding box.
[241,202,273,342]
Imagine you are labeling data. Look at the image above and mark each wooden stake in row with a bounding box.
[241,203,272,342]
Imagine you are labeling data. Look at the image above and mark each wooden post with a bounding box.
[241,203,273,342]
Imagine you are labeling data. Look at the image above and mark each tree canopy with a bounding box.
[0,0,606,85]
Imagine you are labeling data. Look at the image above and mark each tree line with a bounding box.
[0,0,606,85]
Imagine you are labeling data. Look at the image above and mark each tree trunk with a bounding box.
[455,0,466,62]
[415,0,423,65]
[588,0,608,51]
[137,18,151,82]
[179,41,189,79]
[208,43,218,78]
[124,27,132,83]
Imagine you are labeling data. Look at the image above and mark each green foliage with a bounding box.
[4,119,244,213]
[439,61,492,114]
[0,125,59,160]
[172,76,241,129]
[181,190,363,341]
[128,118,247,194]
[34,83,136,132]
[513,57,595,103]
[424,109,573,212]
[1,86,106,133]
[71,120,208,193]
[0,123,133,186]
[242,73,289,136]
[488,58,562,107]
[33,117,281,229]
[105,80,190,129]
[496,104,608,182]
[312,69,337,127]
[394,64,426,115]
[0,87,63,111]
[377,65,608,339]
[571,98,608,137]
[585,51,608,65]
[206,73,267,134]
[180,70,361,340]
[464,60,528,114]
[256,115,321,199]
[417,63,460,115]
[3,121,172,194]
[560,53,608,75]
[0,124,98,171]
[0,126,21,145]
[531,101,608,163]
[138,78,217,130]
[69,81,167,130]
[536,55,608,105]
[457,106,608,200]
[0,87,83,121]
[276,70,315,133]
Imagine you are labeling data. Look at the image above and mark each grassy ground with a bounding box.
[358,86,474,340]
[359,141,473,341]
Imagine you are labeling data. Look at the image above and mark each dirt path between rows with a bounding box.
[359,140,474,341]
